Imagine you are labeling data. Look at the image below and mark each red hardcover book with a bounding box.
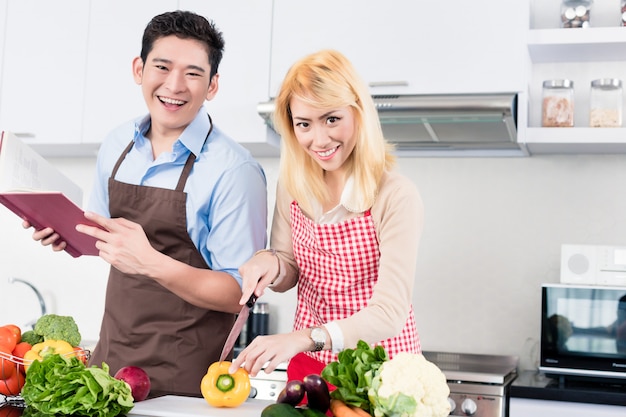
[0,192,100,257]
[0,131,101,257]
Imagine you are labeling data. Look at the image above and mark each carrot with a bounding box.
[330,399,371,417]
[349,405,372,417]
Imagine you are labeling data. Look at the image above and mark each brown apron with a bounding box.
[90,124,235,396]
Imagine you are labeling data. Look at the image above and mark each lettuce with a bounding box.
[321,340,388,414]
[21,354,134,417]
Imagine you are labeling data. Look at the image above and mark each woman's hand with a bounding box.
[23,220,67,252]
[238,250,280,305]
[228,330,310,376]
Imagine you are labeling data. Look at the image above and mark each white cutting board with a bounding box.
[127,395,274,417]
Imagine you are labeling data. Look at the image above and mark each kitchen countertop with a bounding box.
[1,395,274,417]
[510,370,626,407]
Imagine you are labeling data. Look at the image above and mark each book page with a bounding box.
[0,131,83,205]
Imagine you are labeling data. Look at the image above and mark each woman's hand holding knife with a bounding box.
[237,249,281,305]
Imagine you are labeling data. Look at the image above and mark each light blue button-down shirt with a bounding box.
[88,106,268,285]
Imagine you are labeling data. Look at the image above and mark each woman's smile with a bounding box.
[316,146,340,159]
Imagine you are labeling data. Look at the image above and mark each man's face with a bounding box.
[133,35,218,138]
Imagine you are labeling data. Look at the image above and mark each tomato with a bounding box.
[0,406,21,417]
[0,371,25,396]
[12,342,32,359]
[0,327,17,351]
[12,342,32,374]
[0,344,16,380]
[74,346,88,365]
[1,325,21,344]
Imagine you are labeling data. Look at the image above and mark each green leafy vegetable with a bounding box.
[320,340,388,413]
[21,354,134,417]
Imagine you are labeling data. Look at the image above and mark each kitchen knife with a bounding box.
[219,294,257,362]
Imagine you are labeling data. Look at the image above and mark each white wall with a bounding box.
[2,153,626,372]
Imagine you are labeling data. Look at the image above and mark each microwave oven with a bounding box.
[539,283,626,381]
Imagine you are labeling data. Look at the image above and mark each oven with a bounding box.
[247,361,288,401]
[423,351,518,417]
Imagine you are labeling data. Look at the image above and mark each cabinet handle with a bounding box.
[368,81,409,88]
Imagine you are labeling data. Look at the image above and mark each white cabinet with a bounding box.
[0,0,89,145]
[180,0,276,156]
[510,398,625,417]
[82,0,177,145]
[523,0,626,154]
[0,0,177,156]
[0,0,6,94]
[270,0,527,97]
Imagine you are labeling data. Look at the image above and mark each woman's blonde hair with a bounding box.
[274,49,395,215]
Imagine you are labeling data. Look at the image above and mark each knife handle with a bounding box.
[245,294,257,308]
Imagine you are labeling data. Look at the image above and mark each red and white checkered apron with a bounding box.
[289,201,420,367]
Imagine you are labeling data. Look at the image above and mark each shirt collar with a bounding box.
[311,176,361,220]
[132,105,211,157]
[340,176,363,213]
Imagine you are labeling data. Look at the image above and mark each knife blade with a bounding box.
[219,294,257,362]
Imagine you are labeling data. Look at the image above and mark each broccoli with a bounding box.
[33,314,82,347]
[20,329,44,345]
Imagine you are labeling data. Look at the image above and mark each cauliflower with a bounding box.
[33,314,82,347]
[368,352,451,417]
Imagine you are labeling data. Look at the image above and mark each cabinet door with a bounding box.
[82,0,177,144]
[179,0,273,146]
[0,0,89,144]
[0,0,6,95]
[270,0,527,97]
[510,398,626,417]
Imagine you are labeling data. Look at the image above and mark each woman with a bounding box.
[230,50,424,382]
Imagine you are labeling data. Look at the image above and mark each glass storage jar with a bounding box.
[561,0,593,28]
[589,78,622,127]
[542,79,575,127]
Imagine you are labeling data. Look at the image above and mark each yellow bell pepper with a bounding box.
[200,361,250,408]
[23,339,76,371]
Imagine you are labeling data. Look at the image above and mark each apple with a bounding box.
[114,366,151,402]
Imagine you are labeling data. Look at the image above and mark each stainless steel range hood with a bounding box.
[257,92,527,157]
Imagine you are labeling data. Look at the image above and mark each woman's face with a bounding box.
[289,96,356,175]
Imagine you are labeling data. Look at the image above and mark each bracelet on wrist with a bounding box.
[254,249,281,284]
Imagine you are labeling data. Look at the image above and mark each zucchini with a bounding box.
[261,403,303,417]
[298,407,327,417]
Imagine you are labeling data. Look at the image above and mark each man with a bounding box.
[28,10,267,396]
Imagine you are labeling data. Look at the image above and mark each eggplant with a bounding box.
[277,379,305,406]
[302,374,330,413]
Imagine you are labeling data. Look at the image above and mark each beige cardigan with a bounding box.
[269,170,424,349]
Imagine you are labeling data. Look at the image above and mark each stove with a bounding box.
[423,351,518,417]
[248,362,288,401]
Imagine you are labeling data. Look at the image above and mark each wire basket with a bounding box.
[0,348,90,408]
